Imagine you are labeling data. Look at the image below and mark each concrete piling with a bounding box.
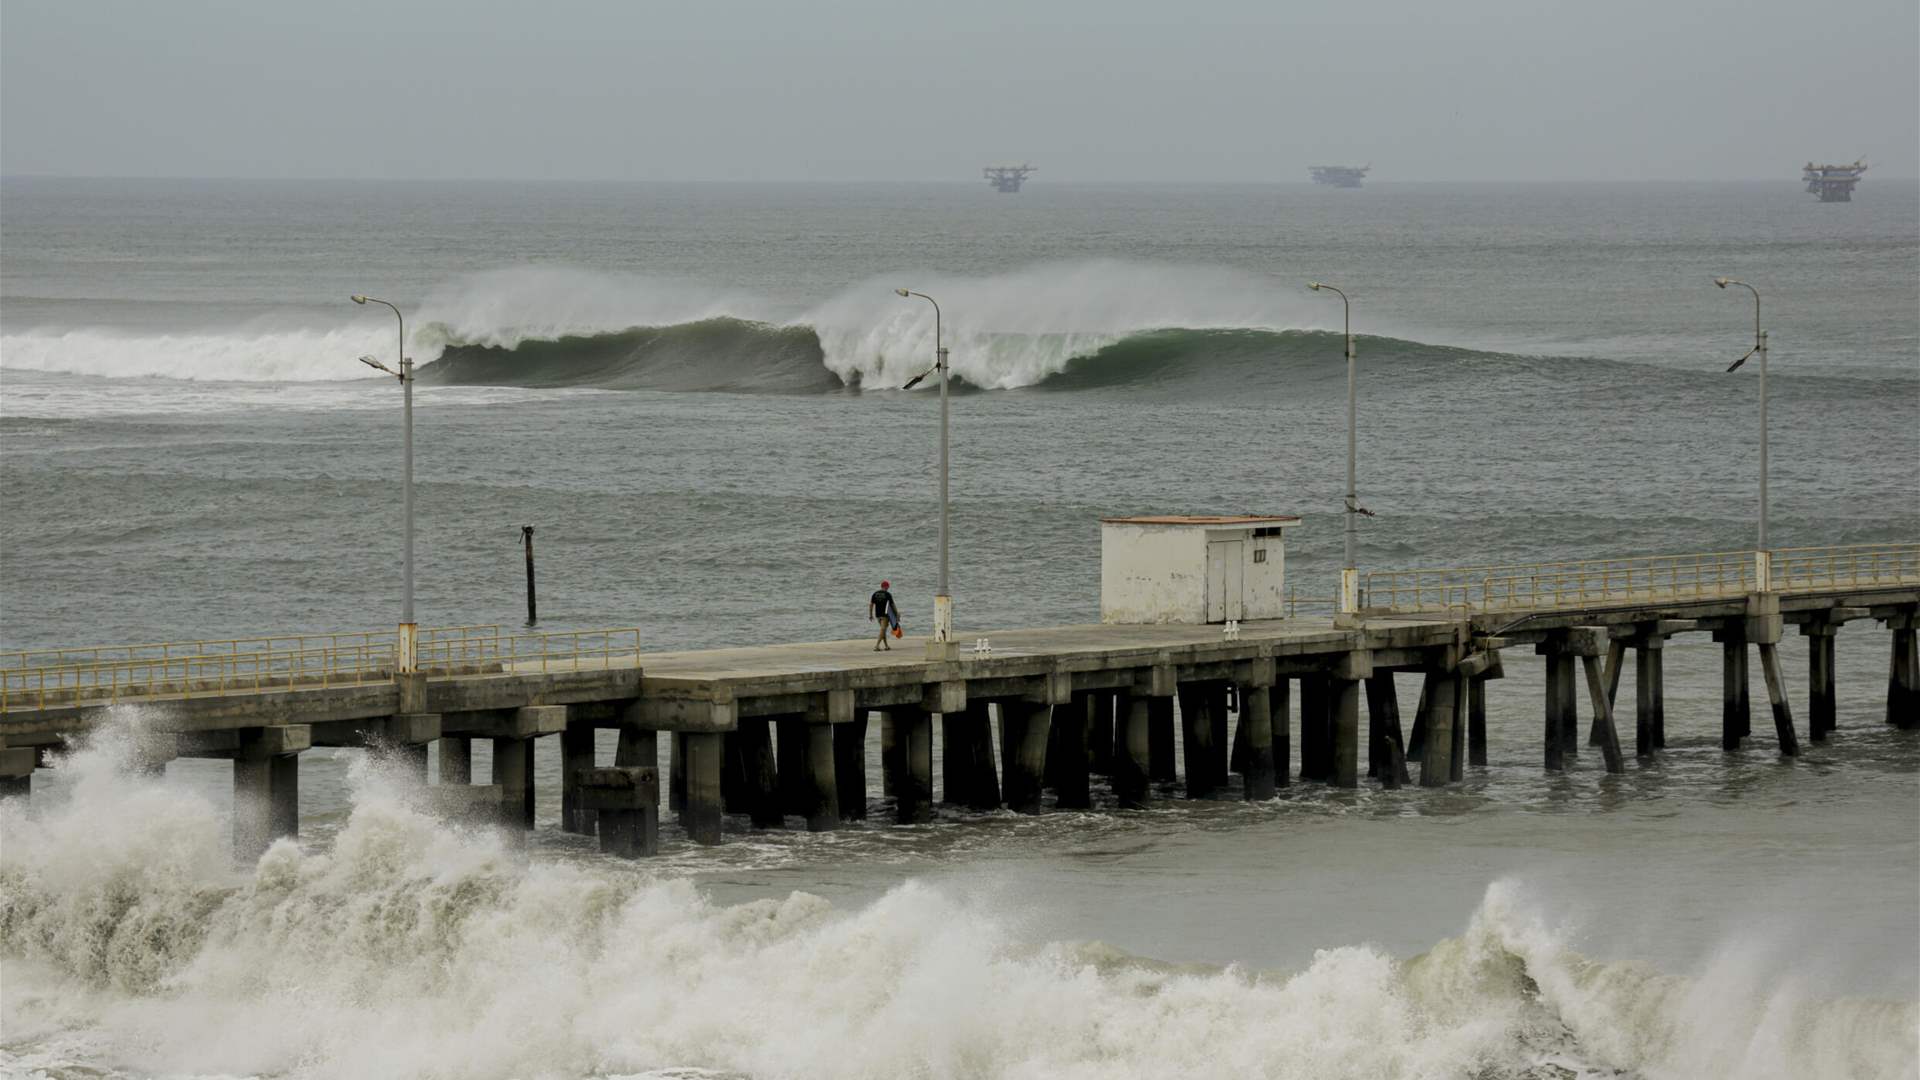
[731,717,780,827]
[1757,643,1800,756]
[1539,639,1577,772]
[439,735,472,785]
[942,709,970,807]
[1592,638,1627,745]
[1270,677,1291,787]
[1364,672,1407,788]
[1000,701,1052,814]
[1050,697,1093,810]
[560,722,596,835]
[1407,672,1432,761]
[492,737,536,829]
[804,720,839,830]
[776,717,808,819]
[1801,621,1837,740]
[965,702,1001,810]
[1331,679,1360,788]
[233,725,308,862]
[614,719,656,770]
[1147,696,1177,782]
[1449,670,1468,783]
[578,766,659,857]
[1889,616,1918,729]
[1467,676,1488,767]
[1419,672,1457,787]
[1089,691,1115,776]
[880,711,900,796]
[896,707,935,824]
[0,747,34,800]
[1298,675,1331,783]
[1113,692,1152,808]
[1178,685,1221,798]
[1208,684,1231,787]
[1717,628,1751,748]
[681,731,724,844]
[1240,683,1277,800]
[1635,636,1666,755]
[1578,652,1626,774]
[834,712,868,821]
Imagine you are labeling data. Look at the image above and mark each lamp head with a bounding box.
[1308,282,1322,291]
[894,288,911,298]
[351,295,368,304]
[1713,277,1734,289]
[358,355,392,374]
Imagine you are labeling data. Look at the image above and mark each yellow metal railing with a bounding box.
[0,626,641,712]
[0,625,502,673]
[1362,543,1920,615]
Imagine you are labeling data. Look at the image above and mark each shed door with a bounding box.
[1207,539,1245,622]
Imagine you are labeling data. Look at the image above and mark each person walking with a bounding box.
[869,580,898,651]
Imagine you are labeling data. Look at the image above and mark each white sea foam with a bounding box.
[0,261,1321,390]
[3,728,1912,1080]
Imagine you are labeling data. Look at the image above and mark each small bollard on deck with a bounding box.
[577,766,660,857]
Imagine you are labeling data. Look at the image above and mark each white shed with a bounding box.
[1100,515,1301,625]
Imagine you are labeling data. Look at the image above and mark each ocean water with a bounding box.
[1,178,1917,1079]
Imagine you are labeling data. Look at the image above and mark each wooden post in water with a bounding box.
[1112,691,1151,808]
[1538,637,1570,773]
[520,525,537,627]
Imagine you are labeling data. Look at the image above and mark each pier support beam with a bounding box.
[1364,672,1407,789]
[1576,649,1626,774]
[1298,675,1331,783]
[803,719,839,830]
[1538,637,1578,772]
[1758,643,1800,757]
[1716,627,1751,749]
[579,766,659,857]
[880,712,900,797]
[1089,691,1116,776]
[1419,671,1458,788]
[1634,634,1666,755]
[960,702,1001,810]
[232,725,309,863]
[1049,693,1093,810]
[1178,684,1223,799]
[0,747,35,800]
[1800,621,1838,741]
[615,719,656,769]
[1147,695,1177,783]
[492,737,535,829]
[776,716,807,820]
[1270,677,1291,788]
[834,711,868,821]
[682,731,724,845]
[1887,612,1919,729]
[733,717,780,828]
[1329,651,1368,789]
[439,735,472,785]
[1000,701,1053,814]
[1113,691,1151,808]
[895,707,934,824]
[1240,682,1277,800]
[560,721,596,835]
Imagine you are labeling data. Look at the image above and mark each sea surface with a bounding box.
[1,178,1917,1079]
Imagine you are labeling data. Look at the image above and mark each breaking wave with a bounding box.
[3,733,1915,1080]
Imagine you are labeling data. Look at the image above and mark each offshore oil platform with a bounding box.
[1802,160,1867,202]
[984,164,1037,193]
[1309,164,1370,188]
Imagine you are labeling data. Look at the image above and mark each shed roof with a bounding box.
[1100,514,1301,527]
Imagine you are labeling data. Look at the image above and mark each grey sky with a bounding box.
[3,0,1915,181]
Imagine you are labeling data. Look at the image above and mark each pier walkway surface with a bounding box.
[3,543,1916,859]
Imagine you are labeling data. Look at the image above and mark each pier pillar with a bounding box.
[1715,627,1751,749]
[1800,621,1838,741]
[1538,638,1578,772]
[1331,679,1361,788]
[1050,694,1092,810]
[1113,691,1151,808]
[1592,639,1627,745]
[943,707,970,807]
[614,709,656,769]
[733,717,781,828]
[1298,675,1331,782]
[578,766,659,858]
[776,717,808,819]
[834,712,867,821]
[560,721,596,835]
[1209,684,1231,787]
[1177,685,1222,799]
[1757,644,1800,756]
[1270,677,1291,787]
[233,726,309,862]
[682,731,724,845]
[895,707,934,824]
[879,712,899,796]
[1364,672,1406,789]
[1240,683,1277,800]
[1576,650,1626,774]
[1000,701,1053,814]
[0,747,35,800]
[1467,676,1488,767]
[439,735,473,785]
[804,720,839,830]
[1888,614,1919,729]
[1635,635,1666,756]
[1449,669,1469,783]
[1419,672,1458,788]
[1147,696,1177,782]
[1407,672,1433,762]
[1090,691,1116,776]
[492,737,536,828]
[964,702,1001,810]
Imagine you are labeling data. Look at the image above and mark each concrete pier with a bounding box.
[1147,696,1176,782]
[1050,694,1093,810]
[1718,628,1751,749]
[439,735,473,784]
[232,725,309,862]
[492,737,534,829]
[1112,692,1151,808]
[577,766,659,857]
[1364,673,1406,788]
[560,722,596,834]
[1178,685,1221,799]
[1420,670,1457,788]
[1887,611,1918,728]
[1801,618,1838,740]
[834,712,868,821]
[1000,701,1053,814]
[1298,675,1330,783]
[1240,681,1277,800]
[682,731,723,844]
[896,707,934,824]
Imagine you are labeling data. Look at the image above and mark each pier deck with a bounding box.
[3,542,1916,859]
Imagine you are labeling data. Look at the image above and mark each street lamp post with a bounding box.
[895,288,954,657]
[1309,282,1361,620]
[351,294,417,672]
[1714,276,1770,589]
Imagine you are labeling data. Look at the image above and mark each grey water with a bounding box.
[1,178,1917,1079]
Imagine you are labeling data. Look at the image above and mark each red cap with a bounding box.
[881,581,890,588]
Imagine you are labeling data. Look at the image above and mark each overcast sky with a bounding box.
[3,0,1915,181]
